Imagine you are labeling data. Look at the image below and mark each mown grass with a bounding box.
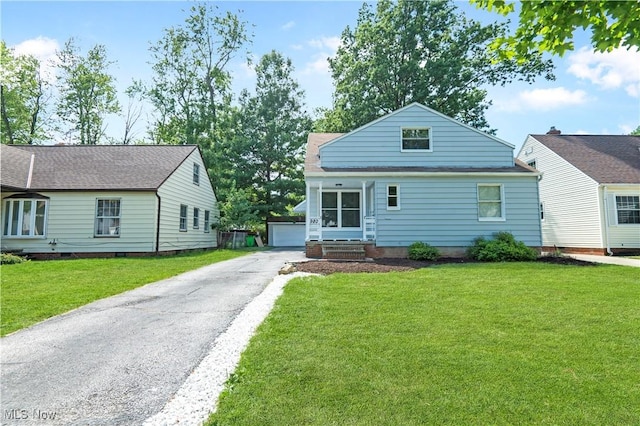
[209,263,640,425]
[1,249,257,336]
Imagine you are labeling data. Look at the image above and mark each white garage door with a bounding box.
[270,223,305,247]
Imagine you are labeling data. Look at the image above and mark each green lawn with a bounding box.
[209,263,640,425]
[1,249,256,336]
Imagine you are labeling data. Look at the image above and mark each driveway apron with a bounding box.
[1,248,305,426]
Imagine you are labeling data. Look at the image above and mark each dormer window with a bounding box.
[401,127,431,151]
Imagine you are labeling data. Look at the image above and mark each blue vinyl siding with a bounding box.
[320,104,514,168]
[373,176,541,247]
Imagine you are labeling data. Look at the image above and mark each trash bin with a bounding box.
[245,235,255,247]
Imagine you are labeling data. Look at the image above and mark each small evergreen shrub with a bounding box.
[408,242,440,261]
[467,232,538,262]
[1,253,28,265]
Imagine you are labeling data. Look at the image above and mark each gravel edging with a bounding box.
[143,271,315,426]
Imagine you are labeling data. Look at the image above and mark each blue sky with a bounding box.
[2,1,639,152]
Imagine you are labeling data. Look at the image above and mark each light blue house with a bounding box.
[303,103,542,258]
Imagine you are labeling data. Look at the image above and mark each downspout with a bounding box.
[155,193,161,254]
[602,185,613,256]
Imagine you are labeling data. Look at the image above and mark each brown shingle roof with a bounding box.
[304,133,344,174]
[531,134,640,184]
[1,145,199,191]
[1,145,34,190]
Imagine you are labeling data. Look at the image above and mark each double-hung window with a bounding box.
[179,204,188,231]
[478,184,505,221]
[193,163,200,185]
[401,127,431,151]
[95,199,121,237]
[204,210,210,233]
[193,208,200,229]
[616,195,640,224]
[321,191,361,228]
[3,197,48,238]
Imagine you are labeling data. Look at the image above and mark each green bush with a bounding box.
[467,232,538,262]
[1,253,28,265]
[408,242,440,261]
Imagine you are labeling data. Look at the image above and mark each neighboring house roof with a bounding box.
[530,134,640,184]
[1,144,200,191]
[305,133,533,175]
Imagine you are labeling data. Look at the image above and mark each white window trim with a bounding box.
[400,127,432,152]
[204,210,211,233]
[540,201,545,222]
[193,207,200,229]
[320,190,362,230]
[387,184,400,210]
[477,184,506,222]
[614,195,640,225]
[193,163,200,185]
[2,198,49,239]
[179,204,188,232]
[95,198,121,238]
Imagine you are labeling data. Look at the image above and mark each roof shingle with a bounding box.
[1,145,199,191]
[530,134,640,184]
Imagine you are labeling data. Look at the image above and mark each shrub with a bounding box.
[408,242,440,261]
[1,253,28,265]
[467,232,538,262]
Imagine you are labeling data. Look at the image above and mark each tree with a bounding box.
[231,51,312,218]
[318,0,554,133]
[630,125,640,136]
[219,183,260,231]
[471,0,640,60]
[145,3,251,198]
[121,81,144,144]
[1,41,49,144]
[55,39,120,144]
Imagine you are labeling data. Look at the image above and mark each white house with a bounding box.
[1,144,219,258]
[303,103,542,259]
[518,131,640,255]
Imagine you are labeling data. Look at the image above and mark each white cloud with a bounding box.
[12,36,59,62]
[301,53,331,76]
[567,46,640,98]
[308,36,341,53]
[495,87,589,112]
[281,21,295,31]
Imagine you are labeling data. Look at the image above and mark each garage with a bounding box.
[268,217,305,247]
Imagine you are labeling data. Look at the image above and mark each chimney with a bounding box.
[547,126,561,135]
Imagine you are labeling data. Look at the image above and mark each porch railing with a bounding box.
[364,216,376,240]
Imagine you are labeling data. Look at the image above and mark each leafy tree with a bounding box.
[471,0,640,60]
[1,41,49,144]
[318,0,554,133]
[219,183,260,231]
[232,51,312,218]
[55,39,120,144]
[144,2,251,198]
[630,126,640,136]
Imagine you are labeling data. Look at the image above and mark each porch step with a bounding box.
[321,243,366,260]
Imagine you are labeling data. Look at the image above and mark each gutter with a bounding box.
[602,185,613,256]
[155,193,161,254]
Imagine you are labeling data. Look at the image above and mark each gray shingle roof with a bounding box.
[1,145,199,191]
[1,145,34,190]
[531,134,640,184]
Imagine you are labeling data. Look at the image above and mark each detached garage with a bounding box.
[267,216,305,247]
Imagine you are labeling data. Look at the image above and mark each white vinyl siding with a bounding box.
[518,136,604,249]
[606,187,640,249]
[157,149,218,251]
[95,199,121,237]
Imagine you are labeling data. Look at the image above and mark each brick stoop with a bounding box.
[321,243,366,260]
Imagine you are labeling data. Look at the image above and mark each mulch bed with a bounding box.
[291,256,596,275]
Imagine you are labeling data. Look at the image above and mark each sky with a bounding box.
[2,0,639,154]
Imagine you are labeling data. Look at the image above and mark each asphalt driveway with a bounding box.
[1,248,306,426]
